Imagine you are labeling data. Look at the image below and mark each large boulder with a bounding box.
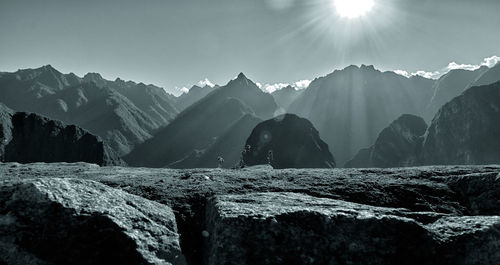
[206,192,500,265]
[0,108,123,166]
[345,114,427,168]
[242,114,335,168]
[0,178,185,265]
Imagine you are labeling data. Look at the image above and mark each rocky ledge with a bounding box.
[1,163,500,264]
[207,192,500,265]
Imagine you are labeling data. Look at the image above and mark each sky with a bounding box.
[1,0,500,95]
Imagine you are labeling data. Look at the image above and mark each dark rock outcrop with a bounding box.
[345,114,427,168]
[242,114,335,168]
[206,192,500,265]
[0,107,123,166]
[0,178,185,265]
[420,81,500,165]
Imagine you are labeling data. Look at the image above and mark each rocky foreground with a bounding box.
[1,163,500,265]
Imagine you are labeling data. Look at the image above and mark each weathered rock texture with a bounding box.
[0,107,123,166]
[243,114,335,168]
[1,163,500,265]
[206,192,500,265]
[0,178,185,265]
[345,114,427,168]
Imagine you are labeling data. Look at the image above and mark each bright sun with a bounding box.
[333,0,374,19]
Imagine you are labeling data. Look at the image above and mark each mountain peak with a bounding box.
[360,64,376,71]
[42,64,56,71]
[237,72,247,80]
[83,72,104,81]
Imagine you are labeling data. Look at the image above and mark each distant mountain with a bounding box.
[242,114,335,168]
[0,104,123,166]
[423,67,488,121]
[347,82,500,167]
[288,65,435,166]
[271,86,303,111]
[125,73,278,168]
[0,65,179,156]
[169,114,263,168]
[420,81,500,165]
[345,114,427,168]
[472,63,500,86]
[175,85,218,111]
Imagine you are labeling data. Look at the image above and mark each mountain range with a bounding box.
[0,103,123,165]
[124,73,277,168]
[346,81,500,167]
[287,65,435,165]
[0,65,179,156]
[1,62,499,168]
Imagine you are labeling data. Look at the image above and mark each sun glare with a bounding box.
[333,0,374,19]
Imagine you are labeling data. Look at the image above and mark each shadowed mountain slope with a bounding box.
[125,73,278,168]
[0,65,179,156]
[348,81,500,167]
[423,67,488,121]
[288,65,434,166]
[271,86,303,111]
[420,81,500,165]
[175,85,218,111]
[345,114,427,168]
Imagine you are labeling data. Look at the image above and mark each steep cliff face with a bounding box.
[345,114,427,168]
[420,81,500,165]
[243,114,335,168]
[0,108,123,166]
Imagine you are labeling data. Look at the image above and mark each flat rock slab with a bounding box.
[206,192,500,265]
[0,178,186,265]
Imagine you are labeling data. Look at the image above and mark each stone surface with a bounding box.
[0,163,500,264]
[0,178,185,265]
[243,114,335,168]
[206,192,500,265]
[345,114,427,168]
[0,109,123,166]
